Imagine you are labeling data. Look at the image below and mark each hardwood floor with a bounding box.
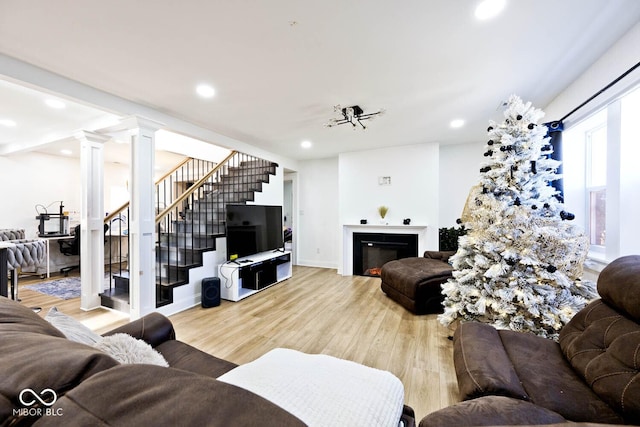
[15,266,459,420]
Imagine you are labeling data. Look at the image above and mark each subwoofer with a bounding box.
[201,277,221,308]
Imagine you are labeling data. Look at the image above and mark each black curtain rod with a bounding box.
[560,59,640,122]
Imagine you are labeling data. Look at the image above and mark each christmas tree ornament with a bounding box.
[439,95,596,341]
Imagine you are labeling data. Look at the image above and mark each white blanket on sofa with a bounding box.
[218,348,405,427]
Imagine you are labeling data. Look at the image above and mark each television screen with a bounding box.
[225,204,283,260]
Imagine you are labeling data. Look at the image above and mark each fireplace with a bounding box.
[353,233,418,276]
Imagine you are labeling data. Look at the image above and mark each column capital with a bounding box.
[74,130,111,144]
[119,115,164,134]
[97,115,165,139]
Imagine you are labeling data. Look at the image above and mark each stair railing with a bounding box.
[103,156,218,295]
[154,150,278,307]
[102,149,278,308]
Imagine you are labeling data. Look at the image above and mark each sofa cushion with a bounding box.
[499,328,623,424]
[0,297,119,425]
[0,296,65,338]
[1,333,119,425]
[38,364,305,427]
[596,254,640,321]
[419,395,567,427]
[453,322,528,401]
[155,340,237,378]
[560,299,640,424]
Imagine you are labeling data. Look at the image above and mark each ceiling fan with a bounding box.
[324,105,385,130]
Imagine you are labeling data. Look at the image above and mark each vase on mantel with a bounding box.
[378,206,389,225]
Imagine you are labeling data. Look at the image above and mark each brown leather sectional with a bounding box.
[0,296,415,426]
[420,255,640,426]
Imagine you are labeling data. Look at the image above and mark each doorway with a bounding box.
[283,173,297,265]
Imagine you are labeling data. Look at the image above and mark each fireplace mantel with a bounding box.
[341,224,428,275]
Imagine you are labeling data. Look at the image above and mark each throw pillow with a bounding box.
[95,333,169,367]
[44,306,102,345]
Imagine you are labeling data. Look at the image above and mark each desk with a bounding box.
[42,234,128,277]
[42,235,74,278]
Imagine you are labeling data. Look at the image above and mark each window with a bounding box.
[586,122,606,250]
[564,109,607,256]
[563,83,640,261]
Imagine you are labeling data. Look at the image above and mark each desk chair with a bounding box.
[59,225,80,276]
[58,224,110,276]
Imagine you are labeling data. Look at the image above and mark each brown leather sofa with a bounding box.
[380,251,454,314]
[0,296,416,426]
[420,255,640,426]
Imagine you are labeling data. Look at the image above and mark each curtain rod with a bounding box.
[560,59,640,122]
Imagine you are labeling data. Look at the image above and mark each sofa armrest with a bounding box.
[423,251,455,262]
[454,322,529,401]
[103,312,175,348]
[418,396,566,427]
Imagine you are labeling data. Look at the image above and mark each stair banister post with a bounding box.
[75,130,111,311]
[120,116,164,319]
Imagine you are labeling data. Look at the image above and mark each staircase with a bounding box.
[100,151,279,312]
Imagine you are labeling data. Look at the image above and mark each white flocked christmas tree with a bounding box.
[438,95,597,340]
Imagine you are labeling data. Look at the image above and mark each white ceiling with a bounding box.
[1,0,640,162]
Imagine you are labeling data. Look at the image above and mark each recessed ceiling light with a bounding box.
[475,0,506,20]
[301,140,312,149]
[450,119,465,128]
[196,84,216,98]
[45,99,66,109]
[60,149,73,156]
[0,118,17,127]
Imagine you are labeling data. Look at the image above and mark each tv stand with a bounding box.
[218,250,292,301]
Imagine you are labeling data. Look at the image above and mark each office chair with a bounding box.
[59,225,80,276]
[58,224,110,276]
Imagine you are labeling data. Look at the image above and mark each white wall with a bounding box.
[292,143,444,271]
[297,157,339,269]
[0,152,81,239]
[249,165,284,207]
[544,22,640,124]
[0,151,161,239]
[339,144,439,231]
[439,142,483,228]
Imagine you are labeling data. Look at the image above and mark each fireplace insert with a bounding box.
[352,233,418,276]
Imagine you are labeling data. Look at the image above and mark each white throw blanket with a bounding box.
[218,348,405,427]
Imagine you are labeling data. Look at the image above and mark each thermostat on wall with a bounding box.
[378,176,391,185]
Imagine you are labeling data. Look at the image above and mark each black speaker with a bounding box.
[201,277,221,308]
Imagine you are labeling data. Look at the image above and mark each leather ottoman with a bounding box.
[380,252,453,314]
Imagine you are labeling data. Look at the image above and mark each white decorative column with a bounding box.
[77,131,111,310]
[122,116,162,320]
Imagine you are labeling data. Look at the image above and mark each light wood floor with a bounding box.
[16,266,459,420]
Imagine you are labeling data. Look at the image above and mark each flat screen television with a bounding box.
[225,204,284,260]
